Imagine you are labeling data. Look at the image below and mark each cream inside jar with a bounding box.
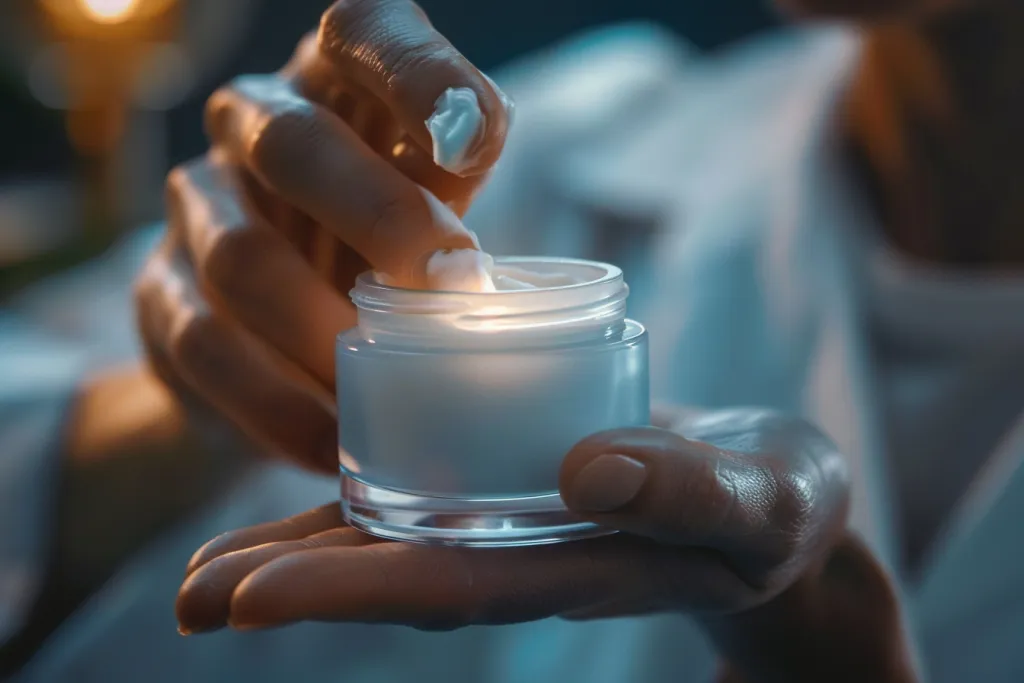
[376,248,585,294]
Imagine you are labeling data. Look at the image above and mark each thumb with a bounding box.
[559,423,847,588]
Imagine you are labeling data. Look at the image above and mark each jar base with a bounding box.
[341,476,615,547]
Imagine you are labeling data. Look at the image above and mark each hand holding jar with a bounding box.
[178,407,917,683]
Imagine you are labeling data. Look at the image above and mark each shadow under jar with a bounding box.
[336,257,650,547]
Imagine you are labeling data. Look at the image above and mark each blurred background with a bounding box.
[0,0,776,298]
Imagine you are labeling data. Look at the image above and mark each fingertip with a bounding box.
[176,564,229,635]
[370,185,480,288]
[424,79,510,177]
[474,73,515,171]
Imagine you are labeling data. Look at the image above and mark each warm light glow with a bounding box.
[77,0,141,23]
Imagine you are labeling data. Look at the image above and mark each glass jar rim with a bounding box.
[348,257,631,348]
[355,256,620,300]
[351,257,625,316]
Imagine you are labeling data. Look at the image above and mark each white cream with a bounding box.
[376,251,585,293]
[425,249,497,292]
[426,88,485,176]
[426,78,514,176]
[493,265,581,289]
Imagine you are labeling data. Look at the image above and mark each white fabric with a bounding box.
[3,19,1024,683]
[0,318,81,645]
[0,227,158,647]
[857,228,1024,569]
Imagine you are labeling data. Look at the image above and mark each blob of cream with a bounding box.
[424,250,583,292]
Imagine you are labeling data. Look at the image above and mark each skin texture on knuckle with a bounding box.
[165,163,194,209]
[318,0,387,67]
[204,83,242,144]
[245,98,323,188]
[663,410,851,589]
[164,161,205,241]
[319,0,433,66]
[132,255,163,319]
[165,159,258,298]
[750,435,850,591]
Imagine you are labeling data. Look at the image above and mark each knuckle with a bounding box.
[774,466,818,530]
[164,158,208,226]
[164,163,194,209]
[320,0,457,93]
[200,220,261,297]
[167,306,219,374]
[319,0,382,54]
[760,460,818,563]
[246,99,320,180]
[367,193,416,244]
[132,256,161,307]
[203,84,235,139]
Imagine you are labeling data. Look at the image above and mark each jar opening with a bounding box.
[349,257,630,348]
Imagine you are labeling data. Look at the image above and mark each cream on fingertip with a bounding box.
[426,87,485,175]
[425,78,514,176]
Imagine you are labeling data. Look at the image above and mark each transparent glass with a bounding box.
[336,257,649,546]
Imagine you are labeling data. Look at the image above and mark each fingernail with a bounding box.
[426,87,485,175]
[482,73,516,127]
[568,454,648,512]
[177,626,192,637]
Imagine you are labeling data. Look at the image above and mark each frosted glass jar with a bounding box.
[336,257,649,546]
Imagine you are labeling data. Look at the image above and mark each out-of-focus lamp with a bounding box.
[33,0,180,235]
[0,0,255,292]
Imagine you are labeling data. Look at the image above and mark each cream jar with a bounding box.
[336,256,649,546]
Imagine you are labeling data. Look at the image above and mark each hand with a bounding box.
[177,408,915,681]
[134,0,512,474]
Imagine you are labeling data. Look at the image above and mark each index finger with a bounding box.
[318,0,512,177]
[205,74,477,286]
